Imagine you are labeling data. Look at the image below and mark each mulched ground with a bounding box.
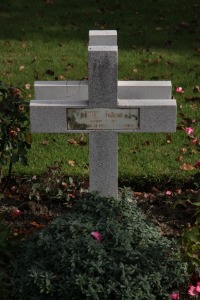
[0,174,198,300]
[0,175,196,238]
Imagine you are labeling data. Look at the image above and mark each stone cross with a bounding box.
[30,30,176,198]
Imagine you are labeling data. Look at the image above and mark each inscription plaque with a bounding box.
[67,108,139,130]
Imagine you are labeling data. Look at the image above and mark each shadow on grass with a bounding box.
[0,0,199,52]
[119,171,200,192]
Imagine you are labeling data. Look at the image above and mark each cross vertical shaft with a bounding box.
[88,31,118,197]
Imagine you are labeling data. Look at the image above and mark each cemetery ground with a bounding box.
[0,163,198,239]
[0,0,200,298]
[0,165,200,299]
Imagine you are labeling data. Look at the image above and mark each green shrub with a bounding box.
[0,216,21,268]
[0,283,9,300]
[10,193,187,300]
[0,215,22,300]
[0,82,32,183]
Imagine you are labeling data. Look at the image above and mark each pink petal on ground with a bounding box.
[170,292,179,299]
[185,127,194,135]
[176,87,183,93]
[192,138,198,144]
[194,161,200,168]
[196,282,200,293]
[188,285,198,296]
[91,231,103,242]
[11,209,22,218]
[166,190,172,196]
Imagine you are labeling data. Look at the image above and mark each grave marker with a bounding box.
[30,30,177,197]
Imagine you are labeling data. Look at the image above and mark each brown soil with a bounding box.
[0,176,196,238]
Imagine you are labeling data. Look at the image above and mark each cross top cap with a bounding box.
[89,30,117,46]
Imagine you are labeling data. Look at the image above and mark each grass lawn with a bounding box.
[1,0,200,186]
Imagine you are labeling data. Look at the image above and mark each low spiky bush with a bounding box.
[10,193,187,300]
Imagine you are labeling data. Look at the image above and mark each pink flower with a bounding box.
[91,231,103,242]
[11,209,22,218]
[67,193,75,198]
[166,190,172,196]
[188,285,198,296]
[170,292,179,299]
[194,161,200,168]
[196,282,200,293]
[192,138,198,144]
[185,127,194,135]
[176,87,183,93]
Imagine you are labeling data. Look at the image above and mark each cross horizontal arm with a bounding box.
[30,99,176,133]
[34,80,172,100]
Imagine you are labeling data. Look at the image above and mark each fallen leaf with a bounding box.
[68,160,76,166]
[166,134,172,143]
[25,132,32,145]
[166,60,174,66]
[41,140,49,145]
[21,42,27,48]
[59,75,66,80]
[29,221,45,228]
[181,21,189,28]
[193,85,200,93]
[68,138,78,145]
[25,83,31,90]
[78,135,87,146]
[190,103,198,110]
[134,192,142,197]
[150,187,160,194]
[180,163,195,171]
[5,59,13,64]
[174,189,182,195]
[194,161,200,168]
[144,140,150,146]
[11,88,22,96]
[19,65,25,71]
[176,155,183,162]
[143,193,150,199]
[65,63,74,70]
[191,149,197,154]
[46,69,54,76]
